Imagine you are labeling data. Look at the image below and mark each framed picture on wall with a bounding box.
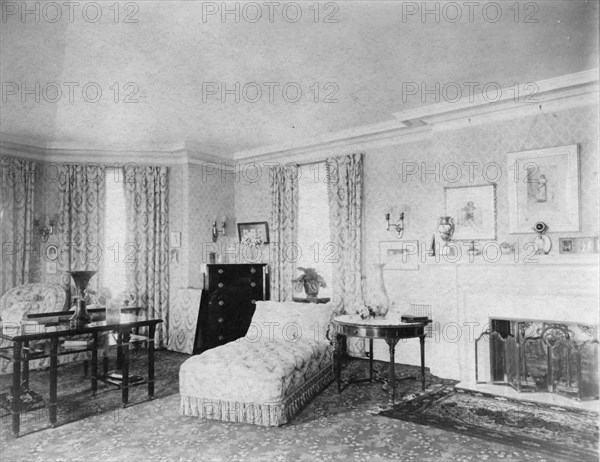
[507,145,580,233]
[238,222,269,245]
[170,231,181,248]
[379,240,419,270]
[44,244,59,262]
[445,184,496,241]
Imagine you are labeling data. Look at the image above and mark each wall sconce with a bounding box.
[385,211,405,239]
[34,214,56,243]
[212,216,227,242]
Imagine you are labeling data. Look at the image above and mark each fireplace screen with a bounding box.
[475,320,599,401]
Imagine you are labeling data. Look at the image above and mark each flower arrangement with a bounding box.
[120,292,137,307]
[241,234,263,247]
[84,286,112,307]
[292,267,327,298]
[357,303,389,320]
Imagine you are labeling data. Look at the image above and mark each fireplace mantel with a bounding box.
[377,255,599,408]
[442,259,599,401]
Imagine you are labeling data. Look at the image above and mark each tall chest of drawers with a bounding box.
[194,264,269,353]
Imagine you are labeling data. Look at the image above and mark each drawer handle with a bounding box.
[218,335,224,341]
[353,329,359,334]
[250,267,256,273]
[218,317,224,323]
[218,282,224,288]
[250,282,256,287]
[218,269,224,274]
[218,301,224,306]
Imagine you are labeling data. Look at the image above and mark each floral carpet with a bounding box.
[1,352,593,462]
[378,386,599,461]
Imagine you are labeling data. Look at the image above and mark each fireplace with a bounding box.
[475,319,599,401]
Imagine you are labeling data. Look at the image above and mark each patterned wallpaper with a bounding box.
[187,164,236,285]
[12,103,599,324]
[365,103,599,266]
[234,103,599,303]
[364,103,599,368]
[29,166,62,287]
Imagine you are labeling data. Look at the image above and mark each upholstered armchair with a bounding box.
[0,283,90,374]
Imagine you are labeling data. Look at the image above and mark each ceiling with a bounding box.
[1,1,598,159]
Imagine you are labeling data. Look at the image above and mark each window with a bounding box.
[296,162,332,298]
[103,168,127,298]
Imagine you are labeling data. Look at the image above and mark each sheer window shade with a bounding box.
[296,163,332,298]
[103,168,127,298]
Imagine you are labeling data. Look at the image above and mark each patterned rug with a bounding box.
[378,386,600,461]
[2,355,593,462]
[0,349,188,438]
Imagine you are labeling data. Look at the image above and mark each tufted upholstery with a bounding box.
[0,283,66,320]
[179,300,336,426]
[180,338,332,404]
[0,283,89,375]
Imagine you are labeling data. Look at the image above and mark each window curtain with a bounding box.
[0,156,36,294]
[269,163,299,301]
[326,153,364,315]
[123,165,169,347]
[58,164,106,305]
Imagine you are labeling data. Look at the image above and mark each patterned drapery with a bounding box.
[58,164,106,304]
[123,165,169,347]
[269,164,299,302]
[326,153,364,315]
[0,156,36,295]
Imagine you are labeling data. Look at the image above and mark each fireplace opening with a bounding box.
[475,319,599,401]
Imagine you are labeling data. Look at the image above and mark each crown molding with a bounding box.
[2,70,597,166]
[392,69,599,129]
[0,135,231,166]
[232,122,431,165]
[232,69,599,163]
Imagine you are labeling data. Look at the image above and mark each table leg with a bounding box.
[116,332,123,370]
[49,337,58,427]
[121,330,130,407]
[103,337,109,377]
[22,341,29,389]
[385,338,399,403]
[11,341,22,437]
[91,332,98,394]
[148,324,156,399]
[369,338,374,382]
[335,333,344,393]
[420,334,426,390]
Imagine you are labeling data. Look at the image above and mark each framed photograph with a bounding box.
[577,237,596,254]
[379,240,419,270]
[170,231,181,248]
[507,145,580,233]
[44,244,59,262]
[558,238,575,254]
[238,222,269,245]
[559,237,598,254]
[445,184,496,241]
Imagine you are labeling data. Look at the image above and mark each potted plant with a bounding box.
[292,267,327,298]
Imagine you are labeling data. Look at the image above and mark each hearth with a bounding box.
[475,319,599,401]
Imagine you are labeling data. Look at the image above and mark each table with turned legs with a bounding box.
[333,315,430,402]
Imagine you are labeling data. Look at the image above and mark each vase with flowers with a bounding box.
[357,263,390,320]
